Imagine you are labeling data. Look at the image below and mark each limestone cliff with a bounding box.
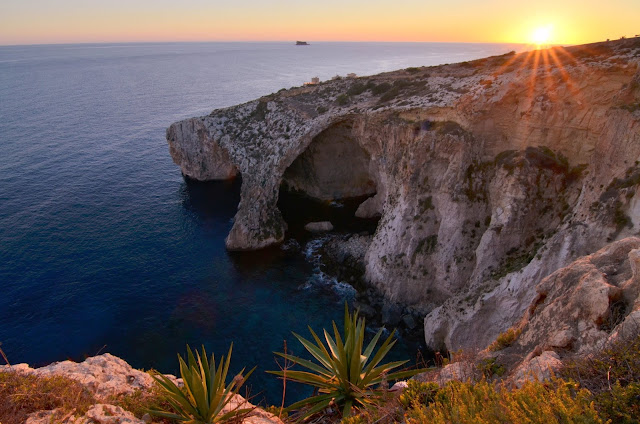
[486,237,640,389]
[167,38,640,351]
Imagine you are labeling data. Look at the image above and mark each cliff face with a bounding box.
[167,39,640,351]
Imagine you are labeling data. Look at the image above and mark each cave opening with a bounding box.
[277,120,381,240]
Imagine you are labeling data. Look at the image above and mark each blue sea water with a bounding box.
[0,41,522,405]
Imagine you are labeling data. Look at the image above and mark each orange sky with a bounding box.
[1,0,638,46]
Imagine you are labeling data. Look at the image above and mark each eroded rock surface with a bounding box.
[2,354,157,398]
[483,237,640,386]
[168,38,640,351]
[3,353,282,424]
[512,237,640,355]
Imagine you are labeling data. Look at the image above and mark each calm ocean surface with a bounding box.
[0,41,522,404]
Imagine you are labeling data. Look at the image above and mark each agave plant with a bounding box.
[149,344,255,423]
[269,305,426,419]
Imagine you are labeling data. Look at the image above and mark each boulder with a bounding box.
[511,351,563,388]
[304,221,333,233]
[437,361,476,384]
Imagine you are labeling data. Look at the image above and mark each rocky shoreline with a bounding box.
[3,235,639,421]
[3,234,638,422]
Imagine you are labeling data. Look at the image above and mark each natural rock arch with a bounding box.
[281,119,377,202]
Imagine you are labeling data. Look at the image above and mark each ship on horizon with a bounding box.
[295,41,309,45]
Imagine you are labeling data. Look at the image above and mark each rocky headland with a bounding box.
[167,38,640,355]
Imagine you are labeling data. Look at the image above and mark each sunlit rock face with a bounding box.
[167,38,640,351]
[484,237,640,388]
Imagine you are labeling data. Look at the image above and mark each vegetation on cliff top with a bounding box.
[150,344,255,423]
[268,305,426,420]
[342,332,640,424]
[1,326,639,423]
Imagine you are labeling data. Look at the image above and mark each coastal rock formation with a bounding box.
[1,354,283,424]
[2,353,161,398]
[476,237,640,387]
[517,237,640,355]
[167,38,640,351]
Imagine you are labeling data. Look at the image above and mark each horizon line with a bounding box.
[0,39,552,49]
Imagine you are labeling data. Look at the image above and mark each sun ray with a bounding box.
[540,49,558,100]
[527,49,541,101]
[552,46,591,103]
[547,47,581,97]
[492,52,522,77]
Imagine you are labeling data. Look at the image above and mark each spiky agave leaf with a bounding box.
[149,343,255,424]
[269,303,428,419]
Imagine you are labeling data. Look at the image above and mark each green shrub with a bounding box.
[347,82,367,96]
[371,82,391,95]
[593,382,640,424]
[560,333,640,394]
[398,380,439,408]
[112,385,176,423]
[336,94,350,106]
[488,327,522,352]
[379,86,400,102]
[150,344,255,424]
[561,333,640,422]
[341,414,369,424]
[251,101,268,121]
[269,305,426,419]
[478,357,506,378]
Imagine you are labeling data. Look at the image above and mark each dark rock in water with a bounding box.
[382,302,403,326]
[402,314,417,330]
[354,300,377,318]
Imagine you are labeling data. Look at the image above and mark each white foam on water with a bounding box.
[299,236,356,298]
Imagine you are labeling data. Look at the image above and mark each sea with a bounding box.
[0,41,523,405]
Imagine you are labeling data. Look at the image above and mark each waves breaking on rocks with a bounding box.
[296,236,357,298]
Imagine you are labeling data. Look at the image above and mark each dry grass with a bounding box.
[560,332,640,423]
[560,333,640,394]
[0,370,179,424]
[0,371,96,424]
[404,379,603,424]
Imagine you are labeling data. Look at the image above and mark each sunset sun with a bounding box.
[531,25,553,46]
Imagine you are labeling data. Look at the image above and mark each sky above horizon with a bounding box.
[1,0,638,46]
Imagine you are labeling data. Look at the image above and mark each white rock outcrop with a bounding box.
[2,353,282,424]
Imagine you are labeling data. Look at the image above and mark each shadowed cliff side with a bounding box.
[167,38,640,351]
